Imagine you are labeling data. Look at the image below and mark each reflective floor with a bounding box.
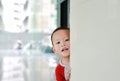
[0,50,59,81]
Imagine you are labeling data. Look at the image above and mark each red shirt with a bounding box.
[55,64,69,81]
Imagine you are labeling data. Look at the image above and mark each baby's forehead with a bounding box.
[53,31,69,39]
[54,29,69,35]
[51,29,69,40]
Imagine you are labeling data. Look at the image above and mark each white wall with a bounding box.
[70,0,120,81]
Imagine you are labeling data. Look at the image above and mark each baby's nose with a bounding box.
[61,42,65,46]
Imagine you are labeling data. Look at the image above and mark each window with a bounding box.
[1,0,57,33]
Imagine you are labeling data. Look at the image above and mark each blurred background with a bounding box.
[0,0,69,81]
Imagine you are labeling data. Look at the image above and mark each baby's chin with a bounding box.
[61,52,70,57]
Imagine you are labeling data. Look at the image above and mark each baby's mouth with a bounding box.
[61,48,68,52]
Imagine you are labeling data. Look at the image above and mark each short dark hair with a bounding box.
[51,27,70,45]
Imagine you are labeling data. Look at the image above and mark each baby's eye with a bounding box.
[56,41,60,44]
[65,38,69,41]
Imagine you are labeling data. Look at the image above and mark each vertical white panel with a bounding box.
[70,0,120,81]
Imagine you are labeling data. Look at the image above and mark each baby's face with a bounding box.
[52,30,70,58]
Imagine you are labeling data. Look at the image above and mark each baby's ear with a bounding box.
[52,47,56,53]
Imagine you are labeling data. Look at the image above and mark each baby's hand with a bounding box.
[66,67,71,80]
